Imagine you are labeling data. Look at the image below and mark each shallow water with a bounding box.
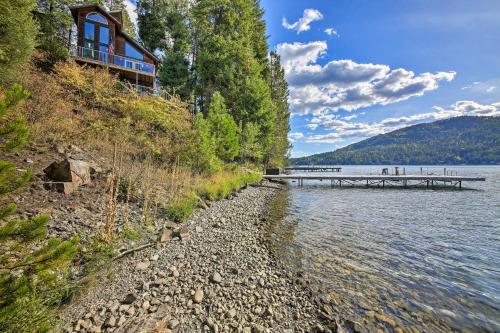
[267,166,500,332]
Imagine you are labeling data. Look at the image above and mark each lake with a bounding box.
[266,165,500,332]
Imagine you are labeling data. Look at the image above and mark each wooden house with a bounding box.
[69,4,159,91]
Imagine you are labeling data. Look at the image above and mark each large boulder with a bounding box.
[44,158,91,186]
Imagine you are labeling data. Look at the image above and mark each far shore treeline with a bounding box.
[291,116,500,165]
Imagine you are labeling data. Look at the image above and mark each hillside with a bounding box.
[291,116,500,165]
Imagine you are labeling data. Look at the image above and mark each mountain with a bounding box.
[291,116,500,165]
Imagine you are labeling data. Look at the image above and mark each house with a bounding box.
[69,4,159,91]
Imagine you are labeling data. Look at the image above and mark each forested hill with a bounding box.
[291,116,500,165]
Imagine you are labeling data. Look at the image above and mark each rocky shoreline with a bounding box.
[62,180,337,333]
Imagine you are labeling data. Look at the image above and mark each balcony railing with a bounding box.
[70,45,155,75]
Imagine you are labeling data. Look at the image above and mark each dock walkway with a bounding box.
[264,174,486,188]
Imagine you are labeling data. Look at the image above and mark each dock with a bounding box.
[264,174,486,189]
[284,166,342,172]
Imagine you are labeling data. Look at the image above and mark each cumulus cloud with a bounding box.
[324,28,338,36]
[288,132,305,142]
[282,9,323,34]
[277,41,456,115]
[305,100,500,143]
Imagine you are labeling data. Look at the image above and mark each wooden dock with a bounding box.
[264,174,486,189]
[284,166,342,172]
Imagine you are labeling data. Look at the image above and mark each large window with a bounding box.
[125,42,144,60]
[83,21,95,58]
[99,26,110,53]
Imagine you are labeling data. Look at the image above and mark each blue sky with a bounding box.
[261,0,500,157]
[123,0,500,158]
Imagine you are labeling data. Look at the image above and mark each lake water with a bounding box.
[266,166,500,332]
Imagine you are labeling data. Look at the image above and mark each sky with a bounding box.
[124,0,500,158]
[261,0,500,157]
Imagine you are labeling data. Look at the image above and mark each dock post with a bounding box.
[382,180,385,188]
[459,181,462,189]
[426,180,429,188]
[339,180,342,187]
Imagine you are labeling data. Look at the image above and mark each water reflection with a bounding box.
[265,166,500,332]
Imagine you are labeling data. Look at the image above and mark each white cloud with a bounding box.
[282,9,323,34]
[288,132,305,142]
[324,28,338,36]
[277,41,456,115]
[124,0,138,28]
[304,100,500,143]
[461,81,497,93]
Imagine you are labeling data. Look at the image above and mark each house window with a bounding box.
[125,42,144,60]
[83,21,95,58]
[86,12,108,25]
[99,26,110,53]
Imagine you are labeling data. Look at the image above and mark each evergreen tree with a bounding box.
[192,112,220,173]
[192,0,275,160]
[137,0,168,52]
[207,92,239,161]
[0,85,79,332]
[158,5,192,100]
[267,51,291,167]
[34,0,77,65]
[0,0,37,84]
[240,122,263,162]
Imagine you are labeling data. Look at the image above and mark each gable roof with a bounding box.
[69,4,159,62]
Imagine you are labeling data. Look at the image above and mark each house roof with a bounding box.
[69,4,159,63]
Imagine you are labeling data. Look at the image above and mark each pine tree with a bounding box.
[34,0,78,65]
[207,92,239,161]
[240,122,263,162]
[0,85,79,333]
[192,112,220,173]
[0,0,37,84]
[158,5,192,100]
[137,0,168,52]
[192,0,275,161]
[267,51,291,167]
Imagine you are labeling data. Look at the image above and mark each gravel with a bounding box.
[61,181,340,333]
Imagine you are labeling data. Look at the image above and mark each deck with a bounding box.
[264,174,486,188]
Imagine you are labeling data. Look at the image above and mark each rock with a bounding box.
[150,254,159,261]
[142,300,151,310]
[159,228,172,243]
[195,226,203,233]
[44,158,91,186]
[136,261,150,271]
[168,319,180,329]
[44,181,77,194]
[173,225,190,241]
[211,272,222,284]
[375,313,396,327]
[104,316,116,328]
[227,308,237,319]
[121,293,137,304]
[193,289,204,303]
[243,327,252,333]
[24,158,34,164]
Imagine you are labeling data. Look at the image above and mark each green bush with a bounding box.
[161,192,199,223]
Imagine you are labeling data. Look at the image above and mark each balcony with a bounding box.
[70,45,155,76]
